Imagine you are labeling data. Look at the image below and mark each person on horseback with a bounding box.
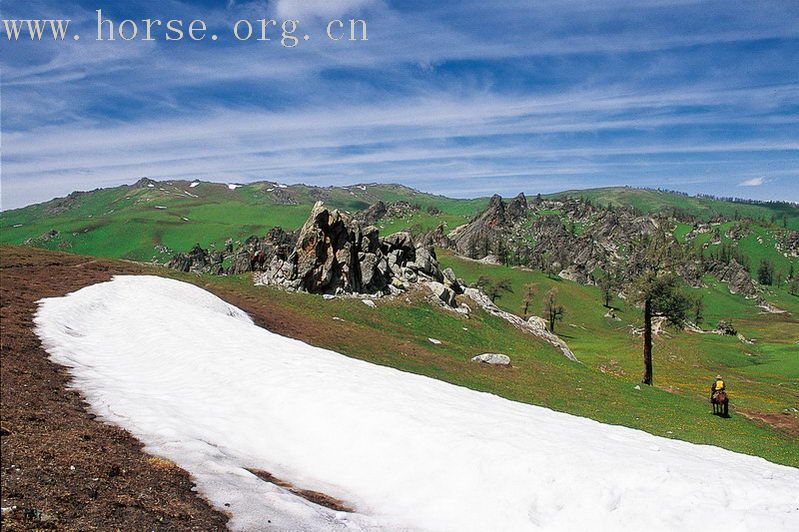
[710,374,725,401]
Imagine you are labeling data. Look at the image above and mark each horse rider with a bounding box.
[710,374,725,401]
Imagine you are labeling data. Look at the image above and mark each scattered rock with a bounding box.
[713,320,737,336]
[471,353,511,366]
[737,333,754,345]
[427,281,455,306]
[706,260,759,298]
[464,288,578,362]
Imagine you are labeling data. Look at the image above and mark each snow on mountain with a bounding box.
[34,276,799,531]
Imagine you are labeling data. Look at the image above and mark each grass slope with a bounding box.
[0,180,487,262]
[437,251,799,465]
[551,187,799,230]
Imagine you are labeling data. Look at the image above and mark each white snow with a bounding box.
[34,276,799,532]
[189,181,200,188]
[228,183,241,190]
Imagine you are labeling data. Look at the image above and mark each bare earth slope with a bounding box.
[0,245,228,530]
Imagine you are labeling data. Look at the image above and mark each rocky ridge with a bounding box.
[169,201,463,303]
[443,193,784,299]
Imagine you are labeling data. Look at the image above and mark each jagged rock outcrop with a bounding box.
[168,201,451,299]
[359,201,388,224]
[357,200,420,225]
[228,228,296,274]
[168,244,224,275]
[506,193,528,221]
[706,259,758,298]
[418,223,453,248]
[450,194,526,258]
[777,230,799,257]
[439,192,770,296]
[254,202,446,296]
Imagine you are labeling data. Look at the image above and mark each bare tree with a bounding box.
[475,276,513,303]
[543,288,565,333]
[521,283,537,317]
[597,270,619,308]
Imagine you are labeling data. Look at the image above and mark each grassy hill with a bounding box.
[0,179,488,262]
[3,181,795,272]
[549,187,799,230]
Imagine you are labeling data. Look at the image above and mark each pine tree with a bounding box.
[757,259,774,286]
[628,233,692,386]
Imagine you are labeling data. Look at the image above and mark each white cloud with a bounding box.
[274,0,377,19]
[738,177,767,186]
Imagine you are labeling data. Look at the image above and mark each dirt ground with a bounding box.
[1,246,229,530]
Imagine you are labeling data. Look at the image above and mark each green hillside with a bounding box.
[550,187,799,230]
[0,179,487,262]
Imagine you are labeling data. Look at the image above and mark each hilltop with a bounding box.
[2,179,797,263]
[0,178,486,262]
[549,187,798,230]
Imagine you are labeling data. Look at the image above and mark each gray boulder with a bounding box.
[427,281,455,306]
[471,353,511,366]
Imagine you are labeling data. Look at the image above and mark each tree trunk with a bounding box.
[642,297,653,385]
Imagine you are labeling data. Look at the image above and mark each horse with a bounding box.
[711,390,729,417]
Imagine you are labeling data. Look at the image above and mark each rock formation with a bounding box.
[254,202,450,297]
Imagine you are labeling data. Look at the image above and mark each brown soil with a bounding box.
[245,469,353,513]
[1,245,229,530]
[737,410,799,438]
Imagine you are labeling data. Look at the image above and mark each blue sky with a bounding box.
[2,0,798,209]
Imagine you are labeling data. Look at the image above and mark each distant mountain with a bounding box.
[0,178,487,262]
[2,179,797,268]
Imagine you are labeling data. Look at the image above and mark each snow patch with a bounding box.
[189,181,200,188]
[34,277,799,531]
[227,183,241,190]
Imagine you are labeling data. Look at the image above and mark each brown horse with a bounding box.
[711,390,729,417]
